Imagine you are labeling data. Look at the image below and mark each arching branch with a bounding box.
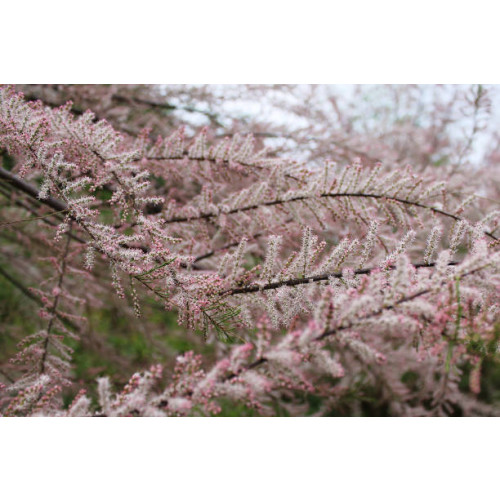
[163,190,498,242]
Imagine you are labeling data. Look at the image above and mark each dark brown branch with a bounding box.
[0,209,69,228]
[0,264,41,305]
[0,167,68,213]
[0,264,78,331]
[218,131,383,163]
[0,167,150,252]
[221,262,491,385]
[163,190,498,242]
[227,261,459,296]
[0,166,272,270]
[143,151,305,184]
[193,231,265,264]
[111,94,224,127]
[40,228,72,374]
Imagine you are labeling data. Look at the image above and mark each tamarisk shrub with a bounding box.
[0,84,499,417]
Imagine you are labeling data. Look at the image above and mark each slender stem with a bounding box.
[40,226,72,374]
[227,261,458,296]
[0,264,41,304]
[145,151,304,183]
[0,167,68,213]
[221,263,491,386]
[0,264,79,331]
[162,190,498,242]
[0,209,69,228]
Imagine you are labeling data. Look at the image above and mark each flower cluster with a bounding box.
[0,84,499,417]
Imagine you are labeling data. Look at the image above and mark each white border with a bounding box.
[1,418,498,499]
[2,1,499,83]
[1,2,498,498]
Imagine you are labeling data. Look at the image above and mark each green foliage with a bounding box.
[200,301,242,343]
[216,399,260,417]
